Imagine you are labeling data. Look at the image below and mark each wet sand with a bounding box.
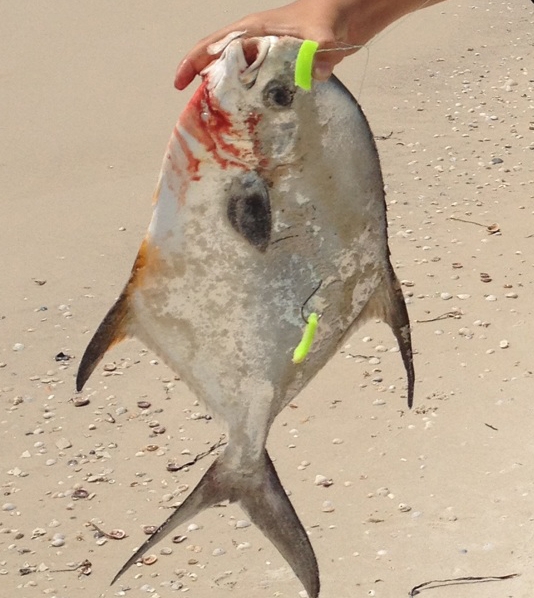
[1,1,533,596]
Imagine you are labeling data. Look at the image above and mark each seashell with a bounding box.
[172,535,187,543]
[108,529,127,540]
[72,397,90,407]
[137,401,151,409]
[142,525,158,535]
[31,528,47,539]
[79,564,92,576]
[141,554,158,566]
[72,488,89,499]
[145,444,159,452]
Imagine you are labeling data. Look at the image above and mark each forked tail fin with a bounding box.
[112,450,320,598]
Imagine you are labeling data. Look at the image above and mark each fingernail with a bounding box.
[312,61,333,81]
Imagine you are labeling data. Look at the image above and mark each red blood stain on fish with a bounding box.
[172,81,265,173]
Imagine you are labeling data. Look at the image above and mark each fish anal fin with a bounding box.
[76,291,130,392]
[111,450,320,598]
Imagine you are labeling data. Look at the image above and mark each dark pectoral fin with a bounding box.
[76,291,130,392]
[227,172,271,252]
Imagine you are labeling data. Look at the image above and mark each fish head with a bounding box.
[201,34,307,166]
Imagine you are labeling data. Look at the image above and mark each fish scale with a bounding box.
[77,34,414,598]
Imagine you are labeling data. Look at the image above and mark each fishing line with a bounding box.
[292,280,323,365]
[299,279,322,324]
[312,0,444,100]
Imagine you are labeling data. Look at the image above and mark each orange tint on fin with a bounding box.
[126,238,162,291]
[76,239,160,392]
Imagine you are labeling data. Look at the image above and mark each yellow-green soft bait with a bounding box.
[294,40,319,91]
[292,312,319,364]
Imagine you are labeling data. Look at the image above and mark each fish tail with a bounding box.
[239,451,320,598]
[76,291,130,392]
[111,450,320,598]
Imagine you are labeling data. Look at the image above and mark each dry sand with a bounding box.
[1,1,533,597]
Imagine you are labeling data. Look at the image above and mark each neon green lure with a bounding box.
[294,40,319,91]
[292,312,319,364]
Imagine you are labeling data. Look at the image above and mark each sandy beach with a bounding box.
[1,1,533,596]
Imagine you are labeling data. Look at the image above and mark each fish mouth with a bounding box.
[203,32,274,89]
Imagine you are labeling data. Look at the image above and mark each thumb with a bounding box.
[312,57,334,81]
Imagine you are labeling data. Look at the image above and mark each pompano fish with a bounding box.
[77,35,414,597]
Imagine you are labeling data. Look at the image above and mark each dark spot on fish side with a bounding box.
[262,78,295,109]
[227,173,271,252]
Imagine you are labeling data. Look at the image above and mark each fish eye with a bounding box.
[262,79,295,109]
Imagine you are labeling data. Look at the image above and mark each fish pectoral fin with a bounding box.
[110,450,320,598]
[360,265,415,408]
[76,292,130,392]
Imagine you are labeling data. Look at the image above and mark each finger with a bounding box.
[174,18,264,90]
[312,41,360,82]
[174,57,201,90]
[174,33,230,90]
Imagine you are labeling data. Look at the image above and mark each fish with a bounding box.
[76,34,414,598]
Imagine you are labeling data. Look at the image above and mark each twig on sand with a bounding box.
[448,216,500,234]
[166,435,227,472]
[409,573,519,596]
[415,311,462,323]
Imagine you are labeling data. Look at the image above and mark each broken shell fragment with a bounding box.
[172,535,187,544]
[108,529,127,540]
[72,397,90,407]
[72,488,89,499]
[141,554,158,566]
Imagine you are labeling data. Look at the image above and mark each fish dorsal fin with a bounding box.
[76,291,130,392]
[359,265,415,408]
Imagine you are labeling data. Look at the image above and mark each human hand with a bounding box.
[174,0,364,90]
[174,0,446,90]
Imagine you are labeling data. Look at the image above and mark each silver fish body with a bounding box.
[77,35,414,597]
